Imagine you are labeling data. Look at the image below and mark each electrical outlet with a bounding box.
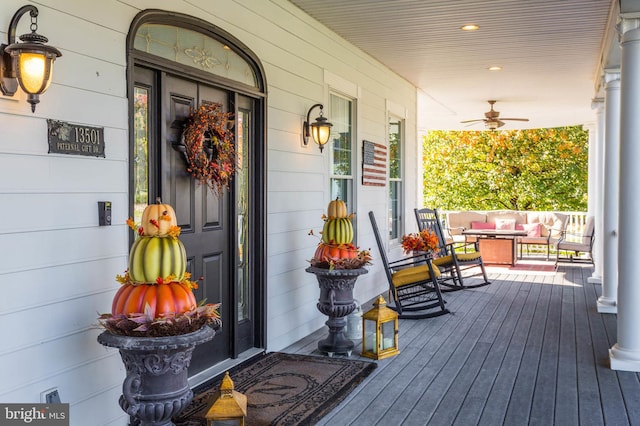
[40,388,61,404]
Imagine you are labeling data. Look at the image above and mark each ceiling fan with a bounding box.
[461,100,529,130]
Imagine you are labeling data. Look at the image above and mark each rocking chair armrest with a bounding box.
[388,253,433,269]
[442,242,459,255]
[454,240,481,252]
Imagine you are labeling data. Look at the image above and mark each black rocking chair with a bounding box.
[414,208,490,290]
[369,211,449,319]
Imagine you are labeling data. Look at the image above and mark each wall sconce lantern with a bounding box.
[361,295,400,360]
[0,5,62,112]
[303,103,333,152]
[205,371,247,426]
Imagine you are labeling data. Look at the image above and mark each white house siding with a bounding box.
[0,0,418,424]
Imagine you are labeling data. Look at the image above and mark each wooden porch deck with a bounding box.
[283,262,640,425]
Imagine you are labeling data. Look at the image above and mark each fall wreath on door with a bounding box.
[178,102,236,196]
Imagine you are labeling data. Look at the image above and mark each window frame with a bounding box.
[388,116,404,242]
[328,91,357,241]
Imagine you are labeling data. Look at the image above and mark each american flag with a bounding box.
[362,140,387,187]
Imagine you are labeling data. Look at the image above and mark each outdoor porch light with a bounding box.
[0,5,62,112]
[303,103,333,152]
[361,295,400,360]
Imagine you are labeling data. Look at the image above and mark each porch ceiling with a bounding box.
[290,0,620,131]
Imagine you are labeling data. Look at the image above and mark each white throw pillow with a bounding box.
[495,218,516,230]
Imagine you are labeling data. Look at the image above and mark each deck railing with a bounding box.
[560,211,589,242]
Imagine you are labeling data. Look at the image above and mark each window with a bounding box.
[329,93,355,234]
[133,85,150,227]
[134,23,258,88]
[389,118,403,240]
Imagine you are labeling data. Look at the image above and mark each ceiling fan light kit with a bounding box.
[461,100,529,130]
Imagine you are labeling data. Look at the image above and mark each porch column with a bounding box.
[610,18,640,371]
[587,99,604,284]
[598,70,620,314]
[585,122,596,216]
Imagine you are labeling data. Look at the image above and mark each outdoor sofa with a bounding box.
[444,210,569,260]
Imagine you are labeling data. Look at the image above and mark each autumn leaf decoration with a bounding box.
[127,217,181,239]
[181,102,236,196]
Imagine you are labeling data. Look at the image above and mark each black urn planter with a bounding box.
[306,267,368,356]
[98,326,215,426]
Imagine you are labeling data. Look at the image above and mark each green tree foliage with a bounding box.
[422,126,589,211]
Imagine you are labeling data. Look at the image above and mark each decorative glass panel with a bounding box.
[381,321,395,350]
[364,319,376,352]
[236,105,250,322]
[133,86,149,225]
[134,24,258,88]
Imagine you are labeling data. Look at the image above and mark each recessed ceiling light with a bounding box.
[460,24,480,31]
[488,66,502,71]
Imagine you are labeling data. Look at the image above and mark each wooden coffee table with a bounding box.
[462,229,528,266]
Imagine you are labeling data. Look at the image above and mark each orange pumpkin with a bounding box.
[111,281,197,318]
[141,201,178,236]
[314,243,359,262]
[327,197,348,219]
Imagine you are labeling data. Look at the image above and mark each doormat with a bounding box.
[174,352,377,425]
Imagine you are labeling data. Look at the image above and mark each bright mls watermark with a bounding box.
[1,404,69,425]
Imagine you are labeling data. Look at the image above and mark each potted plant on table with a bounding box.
[306,198,372,356]
[97,200,221,426]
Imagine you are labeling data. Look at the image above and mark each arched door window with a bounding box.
[133,23,259,88]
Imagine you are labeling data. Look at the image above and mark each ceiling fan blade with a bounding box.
[464,121,482,128]
[464,101,530,129]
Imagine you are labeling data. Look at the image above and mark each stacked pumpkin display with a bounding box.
[99,200,221,337]
[310,198,372,269]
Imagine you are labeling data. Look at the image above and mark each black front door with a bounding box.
[133,65,259,375]
[162,74,231,372]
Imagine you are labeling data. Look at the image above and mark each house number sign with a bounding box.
[47,119,105,157]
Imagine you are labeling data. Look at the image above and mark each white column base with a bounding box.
[588,274,602,284]
[610,343,640,371]
[597,296,617,313]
